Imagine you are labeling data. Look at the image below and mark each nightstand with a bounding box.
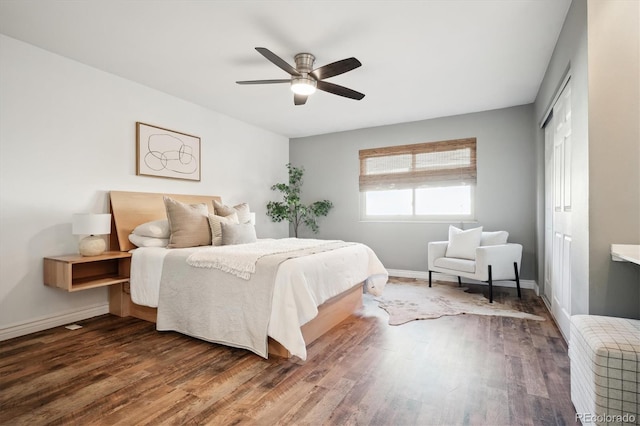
[43,251,131,292]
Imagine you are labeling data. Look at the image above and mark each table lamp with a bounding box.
[72,213,112,256]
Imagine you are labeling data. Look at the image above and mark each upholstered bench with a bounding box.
[569,315,639,426]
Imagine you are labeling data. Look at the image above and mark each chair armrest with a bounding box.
[475,243,523,281]
[428,241,449,269]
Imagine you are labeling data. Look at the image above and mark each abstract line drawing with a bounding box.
[136,122,201,181]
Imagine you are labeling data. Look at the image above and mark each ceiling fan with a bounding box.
[236,47,365,105]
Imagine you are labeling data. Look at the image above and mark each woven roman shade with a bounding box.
[359,138,477,191]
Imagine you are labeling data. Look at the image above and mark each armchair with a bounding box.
[427,227,522,303]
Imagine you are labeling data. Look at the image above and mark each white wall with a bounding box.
[290,105,537,279]
[0,35,289,335]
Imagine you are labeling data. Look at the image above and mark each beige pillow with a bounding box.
[207,212,239,246]
[163,196,211,248]
[213,200,251,224]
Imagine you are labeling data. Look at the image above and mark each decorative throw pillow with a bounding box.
[213,200,251,224]
[128,234,169,248]
[480,231,509,246]
[207,212,239,246]
[445,226,483,260]
[132,219,170,238]
[221,223,257,245]
[163,196,211,248]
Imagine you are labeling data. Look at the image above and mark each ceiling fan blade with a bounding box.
[236,79,290,85]
[312,57,362,80]
[294,94,308,106]
[255,47,300,76]
[316,81,365,100]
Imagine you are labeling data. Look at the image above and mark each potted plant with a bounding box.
[267,163,333,237]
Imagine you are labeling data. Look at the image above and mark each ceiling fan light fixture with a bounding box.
[238,48,364,104]
[291,76,317,95]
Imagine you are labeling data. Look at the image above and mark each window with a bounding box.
[359,138,476,220]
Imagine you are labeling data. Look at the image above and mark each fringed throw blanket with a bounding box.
[158,239,354,358]
[187,238,352,279]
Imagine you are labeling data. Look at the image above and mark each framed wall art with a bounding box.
[136,122,201,181]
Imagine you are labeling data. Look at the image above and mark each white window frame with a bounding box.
[359,186,476,222]
[359,138,477,222]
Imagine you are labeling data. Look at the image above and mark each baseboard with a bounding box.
[0,270,537,342]
[387,269,538,291]
[0,303,109,341]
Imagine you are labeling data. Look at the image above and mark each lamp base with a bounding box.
[78,235,106,256]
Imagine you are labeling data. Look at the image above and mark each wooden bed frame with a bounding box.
[107,190,363,358]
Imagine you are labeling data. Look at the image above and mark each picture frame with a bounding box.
[136,122,201,181]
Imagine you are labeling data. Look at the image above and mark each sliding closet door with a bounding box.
[549,81,572,340]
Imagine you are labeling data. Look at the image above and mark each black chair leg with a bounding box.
[428,270,432,287]
[514,262,521,298]
[457,276,462,287]
[488,265,493,303]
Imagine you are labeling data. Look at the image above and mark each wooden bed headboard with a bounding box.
[109,191,222,252]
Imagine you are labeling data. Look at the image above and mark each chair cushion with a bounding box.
[433,257,476,274]
[445,226,483,260]
[480,231,509,246]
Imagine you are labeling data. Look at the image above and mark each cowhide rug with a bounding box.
[376,280,545,325]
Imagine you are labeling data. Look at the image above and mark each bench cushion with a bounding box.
[569,315,639,425]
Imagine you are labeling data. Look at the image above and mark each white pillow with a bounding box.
[132,219,170,238]
[445,226,483,260]
[480,231,509,246]
[128,234,169,248]
[221,223,257,245]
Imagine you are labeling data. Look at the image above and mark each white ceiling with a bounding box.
[0,0,571,138]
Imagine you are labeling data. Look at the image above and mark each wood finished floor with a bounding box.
[0,278,577,425]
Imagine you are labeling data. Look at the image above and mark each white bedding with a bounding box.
[186,238,351,279]
[129,241,388,360]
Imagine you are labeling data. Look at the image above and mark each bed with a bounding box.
[107,190,388,360]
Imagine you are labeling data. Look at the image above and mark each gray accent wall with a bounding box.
[290,105,537,280]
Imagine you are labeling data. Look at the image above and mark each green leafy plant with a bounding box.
[267,163,333,237]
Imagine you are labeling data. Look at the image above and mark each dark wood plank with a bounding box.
[0,278,578,425]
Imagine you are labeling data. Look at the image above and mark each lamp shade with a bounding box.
[291,76,317,95]
[72,213,111,235]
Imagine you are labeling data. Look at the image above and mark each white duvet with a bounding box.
[129,242,388,360]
